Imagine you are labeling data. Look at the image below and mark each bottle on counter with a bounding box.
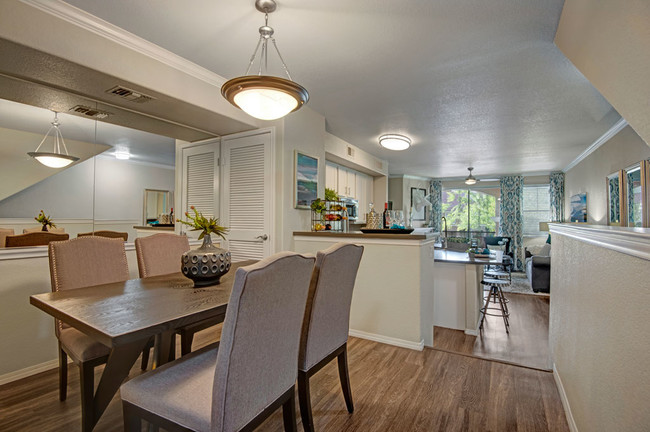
[383,202,389,229]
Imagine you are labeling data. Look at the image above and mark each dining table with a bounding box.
[29,260,256,432]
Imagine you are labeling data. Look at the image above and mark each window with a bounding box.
[523,185,550,235]
[442,188,497,240]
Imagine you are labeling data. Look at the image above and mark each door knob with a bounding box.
[255,234,268,241]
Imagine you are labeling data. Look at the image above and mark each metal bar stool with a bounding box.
[479,277,510,333]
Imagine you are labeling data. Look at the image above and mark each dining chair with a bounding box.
[121,251,316,432]
[5,231,69,247]
[23,226,66,233]
[298,243,364,432]
[77,230,128,241]
[135,233,208,357]
[0,228,14,248]
[48,236,146,430]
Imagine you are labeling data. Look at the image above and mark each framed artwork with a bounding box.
[294,151,319,209]
[411,187,427,221]
[569,192,587,222]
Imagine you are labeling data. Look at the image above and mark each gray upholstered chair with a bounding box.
[0,228,14,248]
[121,251,316,432]
[135,233,209,356]
[298,243,364,432]
[6,231,69,247]
[48,236,130,429]
[77,230,128,241]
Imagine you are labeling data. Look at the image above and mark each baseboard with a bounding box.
[464,328,478,336]
[349,329,424,351]
[0,359,59,386]
[553,363,578,432]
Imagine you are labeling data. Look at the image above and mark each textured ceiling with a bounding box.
[62,0,621,178]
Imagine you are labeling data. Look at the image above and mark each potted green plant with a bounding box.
[35,210,56,231]
[176,206,231,287]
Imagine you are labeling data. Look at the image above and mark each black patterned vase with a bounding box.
[181,235,231,287]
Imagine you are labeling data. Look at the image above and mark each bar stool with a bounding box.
[479,277,510,333]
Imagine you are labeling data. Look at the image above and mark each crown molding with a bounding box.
[95,153,175,170]
[563,118,629,173]
[20,0,227,87]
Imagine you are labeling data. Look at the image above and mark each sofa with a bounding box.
[525,243,551,293]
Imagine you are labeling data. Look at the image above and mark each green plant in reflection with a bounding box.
[35,210,56,231]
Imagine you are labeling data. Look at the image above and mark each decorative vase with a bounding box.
[181,235,231,287]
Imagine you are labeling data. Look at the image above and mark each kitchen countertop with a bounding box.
[434,248,503,265]
[293,231,430,240]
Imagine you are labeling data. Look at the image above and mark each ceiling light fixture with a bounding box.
[378,134,411,151]
[27,112,79,168]
[221,0,308,120]
[114,147,131,160]
[465,167,478,185]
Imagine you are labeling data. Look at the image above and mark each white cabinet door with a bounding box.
[337,166,357,198]
[347,169,357,199]
[325,162,338,193]
[356,173,367,222]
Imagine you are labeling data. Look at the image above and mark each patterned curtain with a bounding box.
[549,171,564,222]
[428,180,443,232]
[499,176,524,271]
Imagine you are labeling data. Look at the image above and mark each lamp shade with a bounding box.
[27,152,78,168]
[539,222,550,232]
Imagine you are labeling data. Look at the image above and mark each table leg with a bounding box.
[89,339,149,431]
[153,330,174,369]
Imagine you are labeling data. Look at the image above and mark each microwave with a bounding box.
[341,198,358,221]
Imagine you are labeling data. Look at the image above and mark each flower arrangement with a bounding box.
[35,210,56,231]
[176,206,228,240]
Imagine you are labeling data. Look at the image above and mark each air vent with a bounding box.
[69,105,112,119]
[106,85,155,103]
[347,146,355,157]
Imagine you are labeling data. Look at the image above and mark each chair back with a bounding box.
[48,236,129,335]
[77,230,128,241]
[211,252,315,432]
[0,228,15,248]
[23,226,66,234]
[483,236,512,256]
[134,233,190,278]
[5,232,69,247]
[299,243,364,371]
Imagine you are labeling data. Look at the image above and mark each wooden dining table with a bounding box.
[29,260,255,432]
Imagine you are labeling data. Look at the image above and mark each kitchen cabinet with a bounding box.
[337,166,356,198]
[325,163,338,192]
[326,162,375,221]
[355,173,374,222]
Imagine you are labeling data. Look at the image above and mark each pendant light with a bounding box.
[221,0,308,121]
[379,134,411,151]
[465,167,478,185]
[27,112,79,168]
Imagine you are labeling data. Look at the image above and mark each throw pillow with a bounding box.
[540,243,551,256]
[526,244,544,256]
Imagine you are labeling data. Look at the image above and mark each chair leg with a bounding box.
[337,345,354,413]
[122,402,141,432]
[58,346,67,401]
[140,346,150,371]
[79,362,95,432]
[282,387,298,432]
[180,331,194,356]
[298,371,314,432]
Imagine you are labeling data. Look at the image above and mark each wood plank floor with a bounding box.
[433,293,551,370]
[0,324,567,432]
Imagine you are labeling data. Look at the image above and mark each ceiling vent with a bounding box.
[68,105,112,119]
[106,85,155,103]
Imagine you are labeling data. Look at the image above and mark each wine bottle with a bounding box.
[383,202,389,229]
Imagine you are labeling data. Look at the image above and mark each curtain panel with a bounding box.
[429,180,443,232]
[549,171,565,222]
[499,176,525,271]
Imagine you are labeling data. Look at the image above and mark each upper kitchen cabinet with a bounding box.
[327,162,356,198]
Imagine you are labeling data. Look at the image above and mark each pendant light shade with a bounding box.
[465,167,478,185]
[221,0,308,120]
[28,112,79,168]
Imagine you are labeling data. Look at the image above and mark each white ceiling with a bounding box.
[62,0,621,178]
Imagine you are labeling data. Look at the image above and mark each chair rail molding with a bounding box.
[549,223,650,261]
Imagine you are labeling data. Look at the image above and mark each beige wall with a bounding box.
[388,175,432,228]
[564,126,650,224]
[554,0,650,146]
[550,230,650,431]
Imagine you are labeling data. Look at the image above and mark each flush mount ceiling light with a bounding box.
[27,112,79,168]
[114,147,131,160]
[465,167,478,185]
[378,134,411,151]
[221,0,308,121]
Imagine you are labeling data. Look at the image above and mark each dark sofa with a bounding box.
[525,244,551,293]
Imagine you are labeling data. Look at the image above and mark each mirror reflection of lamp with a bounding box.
[27,112,79,168]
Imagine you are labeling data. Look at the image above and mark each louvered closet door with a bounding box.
[221,130,274,261]
[180,140,220,240]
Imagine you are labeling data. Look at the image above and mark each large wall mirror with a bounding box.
[624,164,643,227]
[607,161,650,228]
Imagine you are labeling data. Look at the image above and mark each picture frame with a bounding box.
[411,187,428,221]
[569,192,587,223]
[294,151,319,209]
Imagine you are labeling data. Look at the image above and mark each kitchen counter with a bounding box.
[133,225,175,231]
[293,230,432,240]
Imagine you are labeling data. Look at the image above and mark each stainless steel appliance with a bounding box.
[341,197,359,221]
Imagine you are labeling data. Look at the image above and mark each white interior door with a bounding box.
[179,139,220,240]
[221,129,274,261]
